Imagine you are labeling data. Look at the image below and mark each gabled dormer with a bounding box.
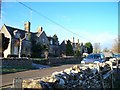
[13,30,20,39]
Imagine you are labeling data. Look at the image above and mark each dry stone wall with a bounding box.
[32,57,82,66]
[1,58,32,68]
[22,61,114,89]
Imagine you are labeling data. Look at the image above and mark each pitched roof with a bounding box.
[4,24,27,38]
[47,36,56,44]
[47,36,54,41]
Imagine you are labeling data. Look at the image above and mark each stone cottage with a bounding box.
[60,40,67,57]
[0,21,60,58]
[31,26,50,58]
[0,22,31,58]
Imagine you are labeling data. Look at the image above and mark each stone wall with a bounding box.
[49,57,81,65]
[1,57,82,68]
[22,61,115,89]
[1,58,32,68]
[32,57,82,66]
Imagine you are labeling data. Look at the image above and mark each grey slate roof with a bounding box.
[4,24,27,38]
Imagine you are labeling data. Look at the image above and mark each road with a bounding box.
[0,64,81,88]
[1,62,120,88]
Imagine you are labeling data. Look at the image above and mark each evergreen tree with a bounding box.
[31,41,49,58]
[74,50,81,57]
[85,42,93,54]
[53,34,58,41]
[66,40,74,56]
[31,42,42,58]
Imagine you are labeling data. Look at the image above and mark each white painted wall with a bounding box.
[1,25,11,58]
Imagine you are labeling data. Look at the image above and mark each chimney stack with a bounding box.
[37,26,43,33]
[73,37,75,43]
[78,39,79,44]
[24,21,30,32]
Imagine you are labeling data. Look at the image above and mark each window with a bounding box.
[14,30,20,38]
[43,38,45,43]
[50,39,53,45]
[16,33,20,38]
[26,34,29,40]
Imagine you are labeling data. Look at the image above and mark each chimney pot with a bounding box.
[24,21,30,32]
[37,26,43,33]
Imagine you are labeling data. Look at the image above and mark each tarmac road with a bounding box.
[0,64,81,88]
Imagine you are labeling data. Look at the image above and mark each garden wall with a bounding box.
[1,58,32,68]
[1,57,82,68]
[32,57,82,66]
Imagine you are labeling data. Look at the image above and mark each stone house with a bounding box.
[72,37,80,53]
[31,27,50,57]
[32,27,49,46]
[0,22,32,58]
[48,35,60,57]
[80,43,88,54]
[60,40,67,56]
[60,38,88,56]
[0,22,60,58]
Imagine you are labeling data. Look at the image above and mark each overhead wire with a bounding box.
[16,0,90,42]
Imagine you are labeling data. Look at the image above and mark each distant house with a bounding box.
[72,37,88,55]
[60,38,88,56]
[71,37,80,53]
[80,43,88,54]
[60,40,67,56]
[48,35,60,57]
[0,22,31,58]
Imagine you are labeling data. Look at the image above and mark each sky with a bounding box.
[1,1,118,50]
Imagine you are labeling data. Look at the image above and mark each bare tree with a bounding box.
[18,33,28,58]
[94,43,100,53]
[44,51,49,59]
[112,36,120,53]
